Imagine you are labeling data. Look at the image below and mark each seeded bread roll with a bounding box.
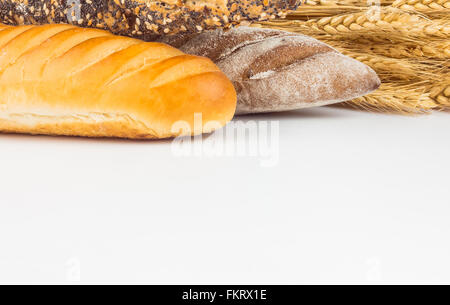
[156,26,381,114]
[0,23,237,139]
[0,0,302,37]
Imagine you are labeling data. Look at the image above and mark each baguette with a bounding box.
[0,23,237,139]
[156,27,381,115]
[0,0,302,37]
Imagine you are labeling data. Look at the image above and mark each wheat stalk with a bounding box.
[429,80,450,107]
[318,36,450,58]
[392,0,450,10]
[258,21,417,45]
[391,1,450,20]
[325,32,450,58]
[293,2,450,20]
[346,82,438,113]
[288,5,366,19]
[306,8,450,38]
[302,0,395,6]
[338,50,447,82]
[260,3,449,114]
[357,41,450,58]
[301,0,450,15]
[260,21,449,76]
[264,9,450,44]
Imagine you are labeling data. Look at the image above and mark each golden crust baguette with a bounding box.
[0,0,302,37]
[0,23,237,139]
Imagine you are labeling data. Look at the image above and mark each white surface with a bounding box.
[0,107,449,284]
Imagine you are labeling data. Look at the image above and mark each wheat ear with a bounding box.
[392,0,450,10]
[354,41,450,59]
[346,83,438,113]
[302,0,395,6]
[260,4,449,114]
[339,51,447,82]
[429,80,450,107]
[306,8,450,38]
[263,10,450,43]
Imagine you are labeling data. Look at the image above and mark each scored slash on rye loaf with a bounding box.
[0,0,302,37]
[156,26,381,115]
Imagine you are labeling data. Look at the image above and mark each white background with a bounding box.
[0,106,449,284]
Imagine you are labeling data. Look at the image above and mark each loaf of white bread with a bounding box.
[156,27,381,114]
[0,23,237,139]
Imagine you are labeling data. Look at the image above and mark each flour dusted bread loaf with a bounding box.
[0,0,302,37]
[0,23,237,139]
[157,26,381,115]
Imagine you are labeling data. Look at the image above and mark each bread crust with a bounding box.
[0,0,301,36]
[157,27,381,114]
[0,24,237,139]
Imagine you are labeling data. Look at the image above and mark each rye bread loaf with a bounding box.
[0,0,301,37]
[156,26,381,115]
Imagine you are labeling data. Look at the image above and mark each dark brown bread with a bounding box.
[0,0,301,37]
[156,26,381,115]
